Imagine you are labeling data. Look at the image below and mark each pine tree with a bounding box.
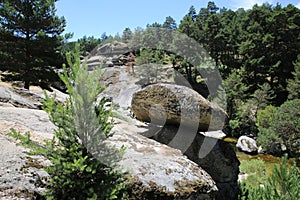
[287,54,300,100]
[163,16,177,30]
[122,27,133,43]
[0,0,66,89]
[41,44,128,199]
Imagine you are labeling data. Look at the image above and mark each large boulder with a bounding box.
[131,83,227,131]
[236,136,258,154]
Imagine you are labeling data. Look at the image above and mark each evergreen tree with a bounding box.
[287,54,300,100]
[163,16,177,30]
[42,44,128,199]
[179,6,198,39]
[77,35,101,54]
[257,99,300,155]
[122,27,133,43]
[0,0,66,89]
[251,83,275,111]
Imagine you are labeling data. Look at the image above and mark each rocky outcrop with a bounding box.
[0,107,55,142]
[0,86,43,109]
[144,125,240,200]
[94,41,130,57]
[236,136,258,154]
[131,83,227,131]
[0,85,67,109]
[0,100,218,199]
[86,41,135,69]
[97,66,142,109]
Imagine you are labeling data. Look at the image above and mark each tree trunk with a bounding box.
[24,80,30,90]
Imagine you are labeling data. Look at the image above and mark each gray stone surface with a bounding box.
[0,134,49,200]
[110,117,218,199]
[0,85,67,110]
[94,41,130,56]
[0,107,55,141]
[0,95,218,199]
[0,86,43,109]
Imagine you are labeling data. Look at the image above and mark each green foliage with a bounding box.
[77,35,101,55]
[239,155,300,200]
[122,27,133,43]
[136,49,156,65]
[222,68,253,135]
[239,159,267,187]
[228,100,258,136]
[257,99,300,155]
[163,16,177,30]
[0,0,66,89]
[287,54,300,100]
[43,44,128,199]
[251,83,275,111]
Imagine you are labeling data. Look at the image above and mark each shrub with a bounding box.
[257,100,300,155]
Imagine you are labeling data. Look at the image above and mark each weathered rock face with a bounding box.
[0,98,218,199]
[143,125,240,200]
[94,41,130,57]
[0,86,43,109]
[131,83,227,131]
[236,136,258,154]
[0,107,55,141]
[0,85,67,109]
[86,41,135,69]
[0,134,50,200]
[110,118,218,199]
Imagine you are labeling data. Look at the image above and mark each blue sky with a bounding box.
[56,0,300,41]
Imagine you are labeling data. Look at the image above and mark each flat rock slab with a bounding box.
[0,107,55,142]
[0,106,218,199]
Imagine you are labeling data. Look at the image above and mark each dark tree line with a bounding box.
[0,0,66,89]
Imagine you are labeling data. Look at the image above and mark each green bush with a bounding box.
[257,99,300,155]
[228,100,258,136]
